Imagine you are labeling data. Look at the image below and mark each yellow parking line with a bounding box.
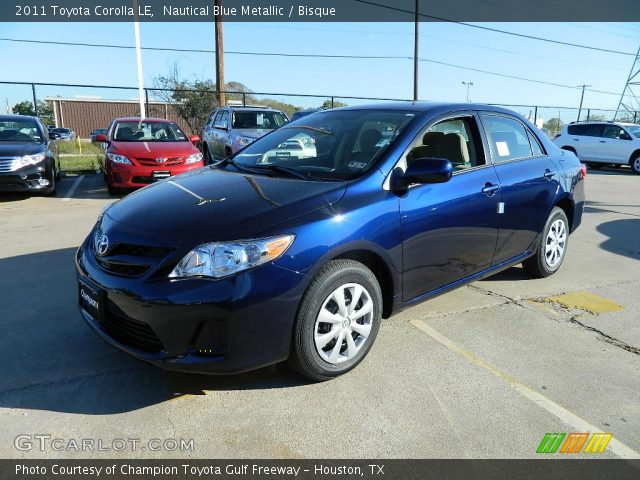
[409,319,640,459]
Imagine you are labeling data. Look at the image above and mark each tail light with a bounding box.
[579,164,587,179]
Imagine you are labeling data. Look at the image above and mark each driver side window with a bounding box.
[407,116,484,172]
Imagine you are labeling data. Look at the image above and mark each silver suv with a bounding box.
[202,106,289,163]
[553,121,640,174]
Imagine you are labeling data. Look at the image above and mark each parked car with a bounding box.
[97,117,204,196]
[50,127,76,141]
[91,128,109,143]
[553,121,640,174]
[0,114,60,196]
[202,106,289,163]
[77,103,585,381]
[290,108,322,121]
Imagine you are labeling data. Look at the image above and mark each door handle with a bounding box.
[544,169,556,179]
[599,140,606,143]
[481,183,500,195]
[573,138,579,141]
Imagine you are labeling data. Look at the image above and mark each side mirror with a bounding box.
[95,134,108,143]
[404,158,453,184]
[189,134,201,144]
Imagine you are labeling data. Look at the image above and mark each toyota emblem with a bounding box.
[156,157,168,163]
[96,234,110,256]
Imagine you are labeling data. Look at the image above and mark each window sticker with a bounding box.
[496,141,510,157]
[348,161,368,169]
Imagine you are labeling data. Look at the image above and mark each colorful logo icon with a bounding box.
[537,432,612,454]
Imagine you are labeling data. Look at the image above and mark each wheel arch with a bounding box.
[305,242,400,319]
[554,196,575,233]
[628,149,640,164]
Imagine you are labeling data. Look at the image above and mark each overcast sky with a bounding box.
[1,21,639,117]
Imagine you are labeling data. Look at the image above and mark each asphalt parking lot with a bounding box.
[0,167,639,459]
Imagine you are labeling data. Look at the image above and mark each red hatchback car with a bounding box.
[98,117,204,195]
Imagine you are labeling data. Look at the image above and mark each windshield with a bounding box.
[627,125,640,138]
[0,119,43,143]
[232,111,288,130]
[113,121,188,142]
[231,109,416,180]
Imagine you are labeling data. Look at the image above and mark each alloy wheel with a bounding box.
[314,283,373,365]
[545,218,567,268]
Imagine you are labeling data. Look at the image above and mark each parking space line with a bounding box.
[409,318,640,459]
[62,175,85,202]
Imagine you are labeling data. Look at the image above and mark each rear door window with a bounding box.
[480,114,533,163]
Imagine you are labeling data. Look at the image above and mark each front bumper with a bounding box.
[76,237,310,374]
[0,163,54,193]
[106,162,203,188]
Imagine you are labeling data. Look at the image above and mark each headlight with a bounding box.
[169,234,295,279]
[236,136,255,147]
[19,153,46,167]
[185,152,203,165]
[107,153,132,165]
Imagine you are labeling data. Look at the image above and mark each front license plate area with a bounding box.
[152,171,171,181]
[79,279,103,321]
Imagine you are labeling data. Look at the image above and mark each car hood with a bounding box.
[110,141,198,157]
[0,143,45,157]
[104,167,346,244]
[233,128,273,139]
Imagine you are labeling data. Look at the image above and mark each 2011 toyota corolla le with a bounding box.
[76,103,585,381]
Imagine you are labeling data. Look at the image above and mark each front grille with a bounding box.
[0,157,19,173]
[135,157,183,166]
[102,308,163,352]
[131,176,156,184]
[94,240,174,277]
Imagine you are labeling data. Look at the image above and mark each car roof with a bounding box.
[217,106,283,112]
[332,101,523,114]
[0,114,38,122]
[113,117,174,123]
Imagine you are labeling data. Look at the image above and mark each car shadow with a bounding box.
[0,173,116,203]
[586,165,635,176]
[596,218,640,260]
[480,265,531,282]
[0,247,309,416]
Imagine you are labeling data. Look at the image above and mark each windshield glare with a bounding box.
[0,120,43,143]
[233,110,416,180]
[232,111,288,130]
[113,121,188,142]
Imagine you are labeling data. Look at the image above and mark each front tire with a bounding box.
[523,207,569,278]
[289,260,382,382]
[630,153,640,175]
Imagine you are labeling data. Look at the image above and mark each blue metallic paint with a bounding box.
[76,102,585,374]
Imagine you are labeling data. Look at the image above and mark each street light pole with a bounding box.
[462,81,473,102]
[413,0,419,101]
[576,84,591,122]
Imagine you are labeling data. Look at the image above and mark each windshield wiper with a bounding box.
[251,164,316,181]
[213,157,269,175]
[281,125,334,136]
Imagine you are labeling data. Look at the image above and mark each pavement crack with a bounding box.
[568,315,640,357]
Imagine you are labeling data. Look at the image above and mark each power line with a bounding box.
[351,0,638,57]
[0,36,621,97]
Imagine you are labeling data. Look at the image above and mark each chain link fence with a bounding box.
[1,81,636,171]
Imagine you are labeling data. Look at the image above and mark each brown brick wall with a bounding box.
[50,100,193,138]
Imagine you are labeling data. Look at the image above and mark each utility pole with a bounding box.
[462,81,473,102]
[576,84,591,122]
[214,0,225,107]
[413,0,419,101]
[132,0,146,118]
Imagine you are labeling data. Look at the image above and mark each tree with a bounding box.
[12,100,54,125]
[321,99,347,109]
[543,117,563,134]
[587,114,607,121]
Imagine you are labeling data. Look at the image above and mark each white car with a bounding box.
[553,121,640,174]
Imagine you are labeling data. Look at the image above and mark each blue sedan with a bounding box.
[76,103,585,381]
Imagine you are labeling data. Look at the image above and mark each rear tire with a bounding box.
[586,162,603,170]
[203,144,214,165]
[523,207,569,278]
[288,260,382,382]
[630,153,640,175]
